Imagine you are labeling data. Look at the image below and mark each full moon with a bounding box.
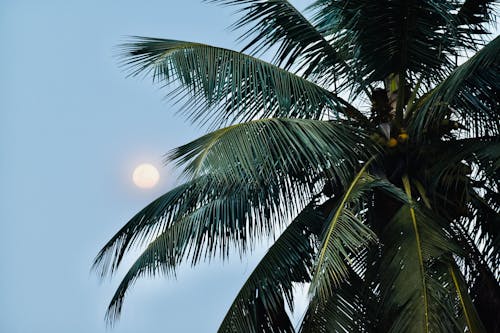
[132,163,160,189]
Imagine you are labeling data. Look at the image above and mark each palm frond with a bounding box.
[457,0,495,32]
[467,191,500,270]
[218,205,321,333]
[449,264,487,333]
[409,36,500,138]
[95,118,369,288]
[309,161,410,301]
[103,187,316,324]
[377,177,461,333]
[423,137,500,181]
[92,178,208,277]
[207,0,371,94]
[169,118,372,185]
[309,159,400,302]
[120,38,368,127]
[309,0,495,86]
[93,169,317,281]
[96,1,500,330]
[450,218,500,332]
[403,176,430,332]
[209,0,340,70]
[418,138,499,272]
[300,272,371,333]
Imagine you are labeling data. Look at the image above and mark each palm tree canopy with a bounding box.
[94,1,499,332]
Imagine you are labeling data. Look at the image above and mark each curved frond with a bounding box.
[208,0,371,95]
[377,178,462,333]
[457,0,495,32]
[209,0,340,71]
[403,176,430,332]
[423,137,500,180]
[423,139,499,260]
[169,118,372,185]
[310,0,497,85]
[103,184,317,324]
[218,205,321,333]
[309,161,408,302]
[120,38,368,127]
[467,190,500,270]
[93,168,317,280]
[450,218,500,331]
[309,164,408,302]
[449,264,487,333]
[92,178,208,277]
[409,36,500,138]
[300,274,369,333]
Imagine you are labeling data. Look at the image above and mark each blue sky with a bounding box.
[0,0,309,332]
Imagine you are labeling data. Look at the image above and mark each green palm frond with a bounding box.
[93,170,316,280]
[309,161,408,302]
[104,189,318,324]
[449,264,487,333]
[457,0,495,32]
[427,262,473,333]
[418,138,499,273]
[311,207,375,300]
[377,177,462,333]
[93,178,208,277]
[169,118,372,185]
[309,161,375,301]
[209,0,341,71]
[218,205,321,333]
[450,214,500,330]
[424,137,500,180]
[104,208,200,323]
[300,273,370,333]
[208,0,370,94]
[120,38,368,127]
[409,36,500,138]
[403,176,430,332]
[310,0,496,86]
[452,200,499,281]
[418,137,498,217]
[467,191,500,269]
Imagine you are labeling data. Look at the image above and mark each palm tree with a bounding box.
[93,1,499,332]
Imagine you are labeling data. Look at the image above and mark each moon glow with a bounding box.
[132,163,160,188]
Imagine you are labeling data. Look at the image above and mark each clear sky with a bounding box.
[0,0,309,332]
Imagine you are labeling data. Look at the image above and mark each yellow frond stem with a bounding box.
[402,175,429,333]
[317,157,375,274]
[449,265,474,332]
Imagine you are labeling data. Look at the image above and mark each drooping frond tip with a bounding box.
[117,37,370,127]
